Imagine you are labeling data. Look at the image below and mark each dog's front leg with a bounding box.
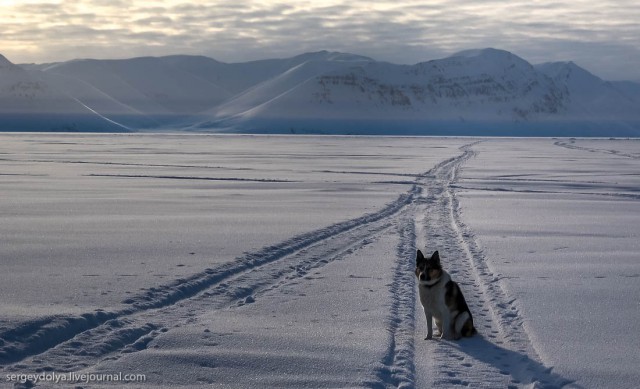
[424,310,434,340]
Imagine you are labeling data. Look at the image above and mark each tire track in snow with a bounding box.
[413,142,575,388]
[0,179,420,371]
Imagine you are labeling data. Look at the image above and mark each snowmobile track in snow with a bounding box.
[406,142,575,388]
[0,161,422,372]
[1,141,576,388]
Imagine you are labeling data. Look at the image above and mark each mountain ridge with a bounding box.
[1,49,639,136]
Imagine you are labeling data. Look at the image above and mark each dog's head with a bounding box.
[415,250,442,286]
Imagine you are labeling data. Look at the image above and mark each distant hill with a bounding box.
[0,54,130,132]
[3,49,639,136]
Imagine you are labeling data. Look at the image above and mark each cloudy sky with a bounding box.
[1,0,639,80]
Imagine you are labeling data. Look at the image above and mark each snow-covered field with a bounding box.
[0,134,638,388]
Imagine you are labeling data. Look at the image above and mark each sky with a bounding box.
[1,0,639,81]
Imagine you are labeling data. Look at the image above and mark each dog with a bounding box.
[415,250,476,340]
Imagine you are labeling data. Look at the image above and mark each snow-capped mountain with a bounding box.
[161,51,372,96]
[194,48,639,135]
[0,54,129,132]
[536,61,639,119]
[3,49,640,135]
[202,49,567,129]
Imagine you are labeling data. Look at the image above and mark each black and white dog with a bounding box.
[415,250,476,340]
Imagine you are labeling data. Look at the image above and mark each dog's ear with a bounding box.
[416,250,425,264]
[431,251,440,264]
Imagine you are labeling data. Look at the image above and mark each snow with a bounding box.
[197,49,562,127]
[0,54,15,70]
[536,61,638,120]
[44,57,232,115]
[457,138,640,389]
[1,133,639,388]
[0,58,129,132]
[189,49,640,135]
[2,49,640,135]
[208,59,369,119]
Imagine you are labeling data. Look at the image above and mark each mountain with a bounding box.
[192,48,640,136]
[3,49,640,136]
[15,51,373,131]
[200,57,372,120]
[42,57,232,117]
[161,51,373,96]
[192,48,570,135]
[536,61,639,118]
[0,54,129,132]
[610,80,640,102]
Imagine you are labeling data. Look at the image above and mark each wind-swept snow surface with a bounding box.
[1,134,638,388]
[457,138,640,389]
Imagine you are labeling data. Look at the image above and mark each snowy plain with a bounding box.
[0,134,638,388]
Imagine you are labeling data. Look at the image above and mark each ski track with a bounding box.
[1,141,576,388]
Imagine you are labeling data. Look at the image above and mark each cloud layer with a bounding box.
[2,0,639,80]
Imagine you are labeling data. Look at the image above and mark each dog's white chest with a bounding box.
[418,284,447,315]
